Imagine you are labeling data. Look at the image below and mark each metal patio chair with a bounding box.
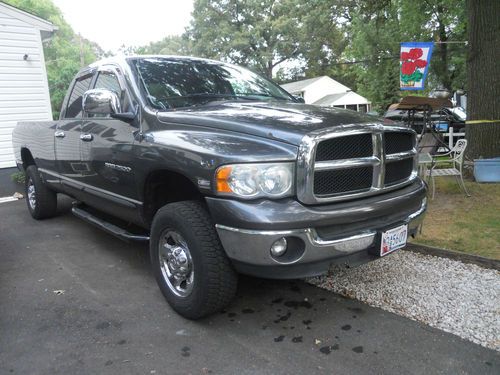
[426,139,471,199]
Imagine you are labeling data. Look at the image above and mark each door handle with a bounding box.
[54,130,65,138]
[80,133,93,142]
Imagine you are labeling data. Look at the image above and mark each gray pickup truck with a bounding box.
[12,56,427,319]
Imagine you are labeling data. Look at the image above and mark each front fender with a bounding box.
[132,128,298,196]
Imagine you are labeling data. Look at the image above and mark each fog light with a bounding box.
[270,237,288,257]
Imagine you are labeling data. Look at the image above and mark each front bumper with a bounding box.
[208,180,427,279]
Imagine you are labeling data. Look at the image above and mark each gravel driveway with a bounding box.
[308,250,500,351]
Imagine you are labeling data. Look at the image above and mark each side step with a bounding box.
[72,205,150,242]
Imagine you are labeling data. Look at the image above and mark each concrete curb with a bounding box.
[405,243,500,271]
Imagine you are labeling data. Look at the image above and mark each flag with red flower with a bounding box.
[400,42,434,90]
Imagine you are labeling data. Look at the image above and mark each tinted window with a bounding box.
[132,58,293,110]
[94,72,122,97]
[91,71,129,117]
[65,75,92,118]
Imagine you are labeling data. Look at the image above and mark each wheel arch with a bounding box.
[142,169,205,225]
[20,148,36,170]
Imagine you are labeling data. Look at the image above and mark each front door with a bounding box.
[79,68,140,208]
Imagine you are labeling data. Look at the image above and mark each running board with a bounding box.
[72,205,150,242]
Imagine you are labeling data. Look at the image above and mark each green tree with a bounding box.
[337,0,467,112]
[186,0,319,78]
[4,0,102,118]
[132,35,190,55]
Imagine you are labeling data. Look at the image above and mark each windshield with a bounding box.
[131,57,294,110]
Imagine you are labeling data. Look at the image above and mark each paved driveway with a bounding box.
[1,198,498,374]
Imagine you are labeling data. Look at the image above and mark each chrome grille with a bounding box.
[297,124,418,204]
[384,132,414,154]
[315,134,372,161]
[385,158,414,185]
[314,167,373,195]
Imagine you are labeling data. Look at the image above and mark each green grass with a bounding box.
[410,178,500,259]
[11,171,25,184]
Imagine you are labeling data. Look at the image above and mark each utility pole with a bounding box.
[79,33,84,67]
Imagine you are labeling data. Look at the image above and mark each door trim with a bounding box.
[38,168,143,207]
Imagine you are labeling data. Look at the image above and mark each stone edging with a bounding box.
[404,243,500,271]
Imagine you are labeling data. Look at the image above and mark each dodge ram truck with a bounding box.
[12,56,427,319]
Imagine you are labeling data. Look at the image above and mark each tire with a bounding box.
[25,165,58,220]
[150,200,238,319]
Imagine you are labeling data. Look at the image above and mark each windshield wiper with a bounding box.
[235,92,288,101]
[162,93,237,100]
[162,93,289,101]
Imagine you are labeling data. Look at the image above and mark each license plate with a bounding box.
[380,224,408,256]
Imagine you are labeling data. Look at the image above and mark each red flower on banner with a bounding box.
[408,48,423,59]
[401,61,417,75]
[401,51,411,60]
[415,59,427,68]
[400,48,427,76]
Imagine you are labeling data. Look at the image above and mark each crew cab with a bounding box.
[12,56,427,319]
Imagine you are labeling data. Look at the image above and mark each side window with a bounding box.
[94,72,122,96]
[92,71,130,117]
[65,75,92,119]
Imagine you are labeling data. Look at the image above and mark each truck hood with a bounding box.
[156,101,379,145]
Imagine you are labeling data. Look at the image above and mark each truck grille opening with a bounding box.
[385,158,414,185]
[315,133,372,161]
[384,132,414,154]
[314,167,373,195]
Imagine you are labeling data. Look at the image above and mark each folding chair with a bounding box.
[426,139,471,199]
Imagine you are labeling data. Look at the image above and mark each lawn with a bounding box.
[411,178,500,260]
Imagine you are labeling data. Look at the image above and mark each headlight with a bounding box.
[215,162,294,199]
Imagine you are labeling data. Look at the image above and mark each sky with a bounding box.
[51,0,194,52]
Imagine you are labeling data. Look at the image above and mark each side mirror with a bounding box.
[293,95,305,103]
[83,89,121,115]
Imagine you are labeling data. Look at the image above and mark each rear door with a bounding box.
[54,73,94,195]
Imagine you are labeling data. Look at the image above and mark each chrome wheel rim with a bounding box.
[158,230,194,297]
[27,178,36,210]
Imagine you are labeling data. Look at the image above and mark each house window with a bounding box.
[358,104,367,113]
[345,104,357,111]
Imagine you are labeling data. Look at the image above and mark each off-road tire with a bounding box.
[25,165,57,220]
[150,200,238,319]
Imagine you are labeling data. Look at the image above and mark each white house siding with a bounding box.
[0,8,53,168]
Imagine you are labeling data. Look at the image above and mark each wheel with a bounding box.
[25,165,58,220]
[150,200,238,319]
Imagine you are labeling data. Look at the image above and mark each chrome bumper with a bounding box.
[216,198,426,270]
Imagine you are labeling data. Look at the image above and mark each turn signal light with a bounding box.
[216,165,233,193]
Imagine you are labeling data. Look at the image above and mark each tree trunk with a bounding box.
[465,0,500,160]
[265,60,273,79]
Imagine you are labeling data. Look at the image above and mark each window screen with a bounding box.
[65,75,92,118]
